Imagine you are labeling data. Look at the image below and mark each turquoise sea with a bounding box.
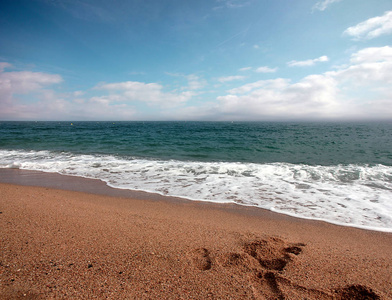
[1,121,392,231]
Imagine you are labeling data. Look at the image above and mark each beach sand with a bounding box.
[1,173,392,299]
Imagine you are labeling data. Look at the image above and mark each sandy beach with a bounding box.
[1,173,392,299]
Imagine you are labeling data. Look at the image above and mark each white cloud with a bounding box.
[186,74,206,90]
[349,46,392,63]
[166,72,206,91]
[312,0,342,12]
[218,75,245,83]
[329,46,392,85]
[239,67,252,72]
[228,78,289,94]
[2,46,392,121]
[0,62,12,72]
[255,66,278,73]
[0,69,63,94]
[72,90,85,97]
[0,67,77,120]
[343,11,392,40]
[288,56,329,67]
[0,63,198,120]
[218,76,339,120]
[95,81,194,107]
[215,46,392,120]
[0,64,64,119]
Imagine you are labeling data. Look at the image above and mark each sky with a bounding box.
[1,0,392,121]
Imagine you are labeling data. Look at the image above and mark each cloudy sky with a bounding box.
[1,0,392,121]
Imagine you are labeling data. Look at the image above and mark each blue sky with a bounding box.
[1,0,392,121]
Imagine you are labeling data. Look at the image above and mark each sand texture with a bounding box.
[1,183,391,299]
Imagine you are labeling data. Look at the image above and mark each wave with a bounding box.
[1,149,391,232]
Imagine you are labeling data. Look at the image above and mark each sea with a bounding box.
[1,121,392,232]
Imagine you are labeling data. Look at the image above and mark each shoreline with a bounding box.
[0,168,391,233]
[1,169,392,299]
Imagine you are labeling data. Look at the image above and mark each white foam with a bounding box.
[1,149,391,232]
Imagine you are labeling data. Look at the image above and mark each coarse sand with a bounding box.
[1,181,391,299]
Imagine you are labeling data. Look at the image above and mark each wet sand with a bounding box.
[0,170,391,299]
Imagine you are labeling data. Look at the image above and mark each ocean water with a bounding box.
[1,121,392,231]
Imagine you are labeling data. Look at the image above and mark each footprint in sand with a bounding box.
[241,237,325,299]
[334,284,381,300]
[253,271,332,300]
[192,237,382,300]
[253,271,285,300]
[243,237,305,271]
[189,248,212,271]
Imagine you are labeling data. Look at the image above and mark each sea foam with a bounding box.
[1,149,391,232]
